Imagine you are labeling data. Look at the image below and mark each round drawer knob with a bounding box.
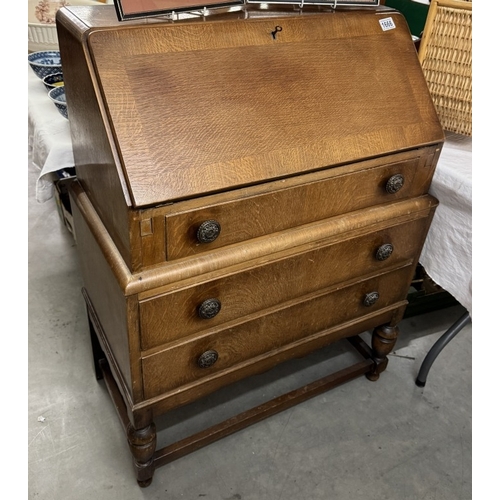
[196,220,221,243]
[198,298,221,319]
[385,174,405,194]
[363,291,380,307]
[375,243,394,261]
[197,349,219,369]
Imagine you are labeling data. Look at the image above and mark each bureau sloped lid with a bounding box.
[87,8,443,207]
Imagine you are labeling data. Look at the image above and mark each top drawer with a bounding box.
[159,148,438,262]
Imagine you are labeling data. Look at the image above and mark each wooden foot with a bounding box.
[127,423,157,488]
[366,324,399,381]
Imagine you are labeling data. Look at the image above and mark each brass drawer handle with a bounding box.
[385,174,405,194]
[197,349,219,369]
[375,243,394,261]
[198,298,221,319]
[363,291,380,307]
[196,219,221,243]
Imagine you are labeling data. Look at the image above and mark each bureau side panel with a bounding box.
[57,10,135,271]
[70,186,138,400]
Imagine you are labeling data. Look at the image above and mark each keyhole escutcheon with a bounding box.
[271,26,283,40]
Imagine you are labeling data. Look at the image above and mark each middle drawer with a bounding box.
[139,216,428,350]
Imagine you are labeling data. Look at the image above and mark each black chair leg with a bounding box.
[416,311,471,387]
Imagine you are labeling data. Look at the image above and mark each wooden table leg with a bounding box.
[366,324,400,381]
[127,423,157,488]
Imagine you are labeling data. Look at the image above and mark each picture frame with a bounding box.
[113,0,244,20]
[245,0,379,6]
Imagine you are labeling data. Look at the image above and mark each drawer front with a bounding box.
[141,265,413,399]
[140,217,429,350]
[165,156,424,260]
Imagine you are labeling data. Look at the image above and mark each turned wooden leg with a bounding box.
[127,423,157,487]
[366,324,400,381]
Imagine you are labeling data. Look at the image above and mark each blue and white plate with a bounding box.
[28,50,62,79]
[48,86,68,119]
[42,72,64,92]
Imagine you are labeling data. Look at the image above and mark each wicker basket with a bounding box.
[418,0,472,136]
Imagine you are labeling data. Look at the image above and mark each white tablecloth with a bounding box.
[419,132,472,316]
[28,64,75,203]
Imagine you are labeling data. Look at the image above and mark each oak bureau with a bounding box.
[56,3,444,486]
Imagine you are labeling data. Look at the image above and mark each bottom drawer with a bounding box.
[142,265,412,399]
